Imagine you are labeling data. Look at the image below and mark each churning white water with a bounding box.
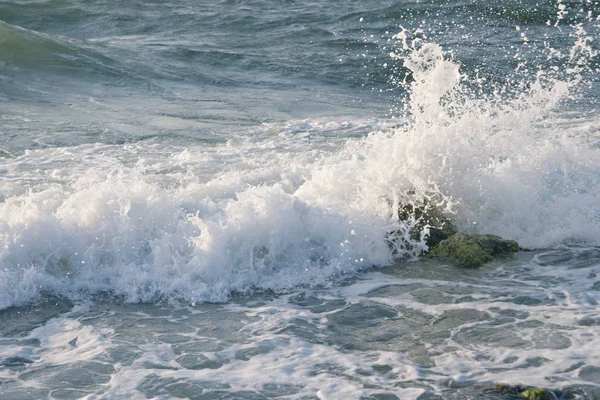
[1,25,600,310]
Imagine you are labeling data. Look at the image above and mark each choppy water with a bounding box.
[1,0,600,398]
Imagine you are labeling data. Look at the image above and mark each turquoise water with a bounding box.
[1,0,600,398]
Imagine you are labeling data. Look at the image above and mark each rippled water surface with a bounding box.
[1,251,600,399]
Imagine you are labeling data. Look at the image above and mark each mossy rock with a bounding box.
[399,202,457,248]
[386,198,457,255]
[429,233,519,268]
[521,388,554,400]
[491,385,556,400]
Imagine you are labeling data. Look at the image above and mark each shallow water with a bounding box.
[1,250,599,399]
[1,0,600,398]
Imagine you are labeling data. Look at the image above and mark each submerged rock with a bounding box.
[429,232,519,268]
[492,383,527,395]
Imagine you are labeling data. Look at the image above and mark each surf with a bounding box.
[0,7,599,311]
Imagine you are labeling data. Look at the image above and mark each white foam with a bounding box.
[1,251,597,399]
[1,27,599,309]
[0,317,110,371]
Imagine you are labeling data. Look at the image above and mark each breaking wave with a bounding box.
[1,19,599,309]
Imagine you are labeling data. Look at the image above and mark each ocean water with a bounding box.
[1,0,600,398]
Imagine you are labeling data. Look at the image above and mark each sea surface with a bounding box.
[1,0,600,399]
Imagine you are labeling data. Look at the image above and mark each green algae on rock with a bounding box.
[429,232,519,268]
[521,387,555,400]
[491,384,557,400]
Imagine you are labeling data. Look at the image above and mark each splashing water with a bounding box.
[0,15,599,310]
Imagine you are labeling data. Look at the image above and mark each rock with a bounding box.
[45,257,73,277]
[398,202,457,248]
[386,196,457,256]
[491,385,556,400]
[521,387,555,400]
[429,233,519,268]
[492,383,527,394]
